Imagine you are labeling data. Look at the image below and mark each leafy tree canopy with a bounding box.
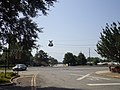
[49,56,58,66]
[0,0,56,49]
[96,22,120,63]
[34,50,58,66]
[63,52,77,66]
[77,52,87,65]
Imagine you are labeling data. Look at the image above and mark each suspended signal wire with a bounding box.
[55,43,96,47]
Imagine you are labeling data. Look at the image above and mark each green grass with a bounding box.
[0,72,16,84]
[0,68,12,70]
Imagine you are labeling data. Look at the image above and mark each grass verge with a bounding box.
[0,72,16,84]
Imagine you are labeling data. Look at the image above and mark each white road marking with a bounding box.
[71,74,110,81]
[77,74,90,80]
[88,83,120,86]
[62,71,83,73]
[70,74,83,76]
[31,73,38,90]
[89,76,111,80]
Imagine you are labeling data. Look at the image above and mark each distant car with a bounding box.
[97,62,107,65]
[108,62,120,66]
[12,64,27,71]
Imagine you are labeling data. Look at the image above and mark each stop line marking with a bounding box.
[88,83,120,86]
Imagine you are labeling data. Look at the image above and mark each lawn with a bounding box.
[0,72,16,84]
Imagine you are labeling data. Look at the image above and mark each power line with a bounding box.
[55,43,96,47]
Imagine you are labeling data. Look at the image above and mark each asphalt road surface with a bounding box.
[1,66,120,90]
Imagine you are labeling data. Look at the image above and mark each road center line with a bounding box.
[31,73,38,90]
[77,74,90,80]
[88,83,120,86]
[31,75,34,89]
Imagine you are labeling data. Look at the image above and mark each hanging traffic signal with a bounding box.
[48,40,53,47]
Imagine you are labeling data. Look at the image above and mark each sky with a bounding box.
[32,0,120,62]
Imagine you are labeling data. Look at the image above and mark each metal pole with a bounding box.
[4,50,7,78]
[89,48,91,58]
[3,49,9,78]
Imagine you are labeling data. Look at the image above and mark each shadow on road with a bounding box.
[1,85,85,90]
[37,87,84,90]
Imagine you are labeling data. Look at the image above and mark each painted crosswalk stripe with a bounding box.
[77,74,90,80]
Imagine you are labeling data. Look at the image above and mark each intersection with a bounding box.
[1,66,120,90]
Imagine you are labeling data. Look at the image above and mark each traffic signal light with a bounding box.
[48,40,53,47]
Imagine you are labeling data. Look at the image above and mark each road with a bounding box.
[1,66,120,90]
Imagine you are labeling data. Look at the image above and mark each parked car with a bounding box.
[12,64,27,71]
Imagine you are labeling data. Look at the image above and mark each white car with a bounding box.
[108,62,120,66]
[12,64,27,71]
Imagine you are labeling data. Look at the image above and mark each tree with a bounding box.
[34,50,49,66]
[0,0,56,50]
[87,57,100,65]
[77,52,87,65]
[96,22,120,63]
[49,56,58,66]
[16,17,42,50]
[63,52,76,66]
[0,0,57,67]
[4,17,41,65]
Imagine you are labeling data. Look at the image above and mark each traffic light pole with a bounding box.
[3,49,10,78]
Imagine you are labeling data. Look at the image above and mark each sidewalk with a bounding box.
[96,70,120,78]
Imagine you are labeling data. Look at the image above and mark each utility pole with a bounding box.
[89,48,91,59]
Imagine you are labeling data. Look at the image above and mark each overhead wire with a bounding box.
[55,43,96,47]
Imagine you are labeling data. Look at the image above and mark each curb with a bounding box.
[10,75,20,84]
[0,75,20,86]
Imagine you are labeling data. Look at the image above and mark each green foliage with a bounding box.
[63,52,88,66]
[0,78,9,84]
[77,52,87,65]
[87,57,100,65]
[96,22,120,63]
[34,50,47,66]
[0,72,15,78]
[49,56,58,66]
[0,0,56,48]
[0,72,16,84]
[0,46,33,66]
[34,50,49,66]
[63,52,77,66]
[33,50,58,66]
[0,0,56,65]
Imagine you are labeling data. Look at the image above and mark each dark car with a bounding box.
[12,64,27,71]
